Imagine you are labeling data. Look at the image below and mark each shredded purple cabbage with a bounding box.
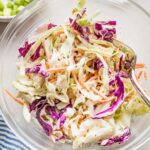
[103,29,115,41]
[99,128,131,146]
[95,23,103,31]
[54,99,61,104]
[114,75,124,97]
[29,99,52,136]
[29,99,40,112]
[99,21,117,26]
[36,101,52,136]
[59,104,72,114]
[106,28,116,34]
[109,79,116,86]
[25,65,49,78]
[93,59,103,70]
[19,41,42,61]
[109,72,128,88]
[19,41,34,57]
[48,23,56,30]
[30,99,72,133]
[29,98,47,112]
[46,106,59,120]
[119,71,129,78]
[93,74,124,119]
[59,115,66,128]
[125,59,132,70]
[119,55,123,71]
[58,104,72,128]
[72,20,89,41]
[56,136,65,142]
[108,89,116,96]
[30,46,41,62]
[69,18,73,24]
[94,21,116,42]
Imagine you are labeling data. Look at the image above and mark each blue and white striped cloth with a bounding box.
[0,115,30,150]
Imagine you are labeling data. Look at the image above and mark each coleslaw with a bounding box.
[10,0,150,149]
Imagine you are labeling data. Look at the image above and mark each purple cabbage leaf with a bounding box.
[99,128,131,146]
[93,74,125,119]
[19,41,34,57]
[25,65,49,78]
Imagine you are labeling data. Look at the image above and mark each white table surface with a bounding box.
[0,0,150,149]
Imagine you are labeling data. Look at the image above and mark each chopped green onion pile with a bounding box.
[0,0,33,16]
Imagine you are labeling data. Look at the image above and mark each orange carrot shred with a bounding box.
[136,63,145,69]
[49,78,57,83]
[71,97,76,105]
[47,67,67,73]
[88,76,98,81]
[53,30,64,36]
[4,89,24,106]
[144,71,148,80]
[72,72,78,84]
[72,72,113,103]
[137,71,143,80]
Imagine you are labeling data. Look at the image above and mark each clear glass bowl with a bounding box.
[0,0,150,150]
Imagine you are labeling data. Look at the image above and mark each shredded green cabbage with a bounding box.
[12,0,149,149]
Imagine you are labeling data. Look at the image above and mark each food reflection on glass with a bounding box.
[5,0,150,149]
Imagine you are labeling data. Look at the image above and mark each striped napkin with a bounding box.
[0,115,30,150]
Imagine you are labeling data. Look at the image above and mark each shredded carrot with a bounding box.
[93,96,114,104]
[94,99,111,104]
[82,75,87,82]
[45,51,51,62]
[88,76,98,81]
[79,80,86,88]
[136,63,145,69]
[71,97,76,105]
[53,30,64,36]
[26,73,33,79]
[78,115,85,124]
[97,78,103,84]
[49,78,57,83]
[4,89,24,106]
[45,62,50,69]
[85,73,94,81]
[144,71,148,80]
[72,72,83,88]
[71,28,80,35]
[109,68,115,74]
[79,77,91,90]
[137,71,143,80]
[115,62,119,70]
[72,72,89,90]
[72,72,78,83]
[72,72,112,103]
[90,87,109,100]
[47,67,67,73]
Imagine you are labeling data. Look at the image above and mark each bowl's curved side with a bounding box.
[0,1,50,149]
[0,16,14,22]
